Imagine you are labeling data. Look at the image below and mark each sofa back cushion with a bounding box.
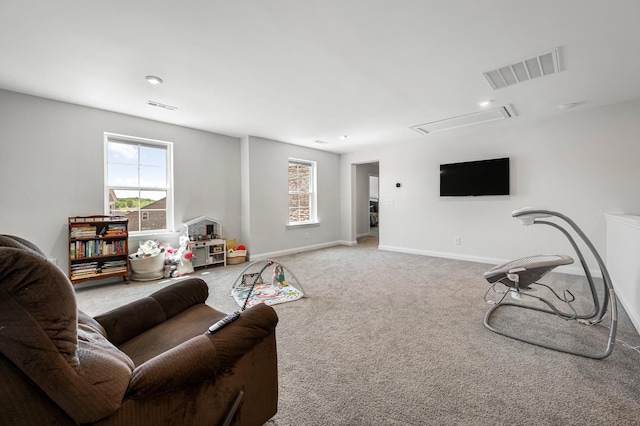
[95,278,209,345]
[0,238,134,424]
[0,235,47,258]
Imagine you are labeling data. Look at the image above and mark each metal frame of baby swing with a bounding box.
[484,208,618,359]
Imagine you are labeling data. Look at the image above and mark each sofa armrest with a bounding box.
[126,303,278,398]
[95,278,209,345]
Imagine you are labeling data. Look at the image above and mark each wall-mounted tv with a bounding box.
[440,157,510,196]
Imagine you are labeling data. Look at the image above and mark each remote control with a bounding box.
[207,311,241,334]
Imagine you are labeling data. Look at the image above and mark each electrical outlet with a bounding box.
[304,232,310,239]
[454,236,461,246]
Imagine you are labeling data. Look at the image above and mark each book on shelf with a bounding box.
[70,216,128,224]
[70,259,128,279]
[101,259,128,274]
[70,240,127,259]
[70,225,97,239]
[71,261,98,269]
[70,262,99,279]
[105,223,127,237]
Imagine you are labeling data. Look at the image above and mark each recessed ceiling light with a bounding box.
[479,100,494,107]
[145,75,163,85]
[339,135,348,140]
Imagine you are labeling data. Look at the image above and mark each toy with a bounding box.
[129,240,165,281]
[161,236,194,277]
[176,235,194,276]
[231,259,305,310]
[273,265,285,284]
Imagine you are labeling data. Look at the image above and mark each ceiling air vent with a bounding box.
[483,47,560,90]
[146,100,178,111]
[410,105,515,134]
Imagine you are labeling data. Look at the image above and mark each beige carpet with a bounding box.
[75,236,640,425]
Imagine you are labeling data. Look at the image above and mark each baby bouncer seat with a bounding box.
[483,208,617,359]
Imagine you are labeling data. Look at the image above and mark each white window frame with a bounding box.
[287,158,318,226]
[104,132,175,236]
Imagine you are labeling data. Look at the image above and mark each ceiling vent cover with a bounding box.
[483,48,560,90]
[410,105,515,134]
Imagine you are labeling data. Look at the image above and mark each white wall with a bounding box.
[3,88,640,283]
[0,90,241,273]
[606,214,640,333]
[341,100,640,274]
[243,136,341,258]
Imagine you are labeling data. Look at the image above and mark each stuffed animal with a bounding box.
[176,235,194,275]
[273,265,285,285]
[161,236,194,277]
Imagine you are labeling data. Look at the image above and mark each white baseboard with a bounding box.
[252,241,603,278]
[251,240,353,260]
[378,245,603,278]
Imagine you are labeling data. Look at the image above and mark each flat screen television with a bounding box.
[440,157,510,196]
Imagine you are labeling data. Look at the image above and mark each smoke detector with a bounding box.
[483,48,561,90]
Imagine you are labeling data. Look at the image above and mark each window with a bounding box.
[105,133,174,234]
[288,158,317,224]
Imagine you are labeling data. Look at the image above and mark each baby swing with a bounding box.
[483,208,617,359]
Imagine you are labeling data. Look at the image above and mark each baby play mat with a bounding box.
[231,259,305,310]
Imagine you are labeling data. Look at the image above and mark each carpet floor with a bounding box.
[75,236,640,425]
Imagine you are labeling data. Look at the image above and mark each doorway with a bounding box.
[355,162,379,242]
[369,175,379,237]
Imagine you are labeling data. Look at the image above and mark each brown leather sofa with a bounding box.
[0,235,278,425]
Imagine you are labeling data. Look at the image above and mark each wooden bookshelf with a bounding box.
[68,215,129,284]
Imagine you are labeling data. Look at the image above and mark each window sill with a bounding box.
[286,221,320,229]
[129,230,181,240]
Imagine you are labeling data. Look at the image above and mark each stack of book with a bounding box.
[105,223,127,237]
[101,260,128,274]
[70,224,97,238]
[70,262,99,280]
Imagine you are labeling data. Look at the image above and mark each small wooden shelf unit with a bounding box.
[68,215,129,284]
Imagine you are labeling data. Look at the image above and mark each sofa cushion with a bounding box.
[0,235,47,258]
[125,303,278,398]
[0,247,79,365]
[119,303,223,366]
[95,279,210,346]
[0,245,134,423]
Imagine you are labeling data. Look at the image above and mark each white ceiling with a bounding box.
[2,1,639,153]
